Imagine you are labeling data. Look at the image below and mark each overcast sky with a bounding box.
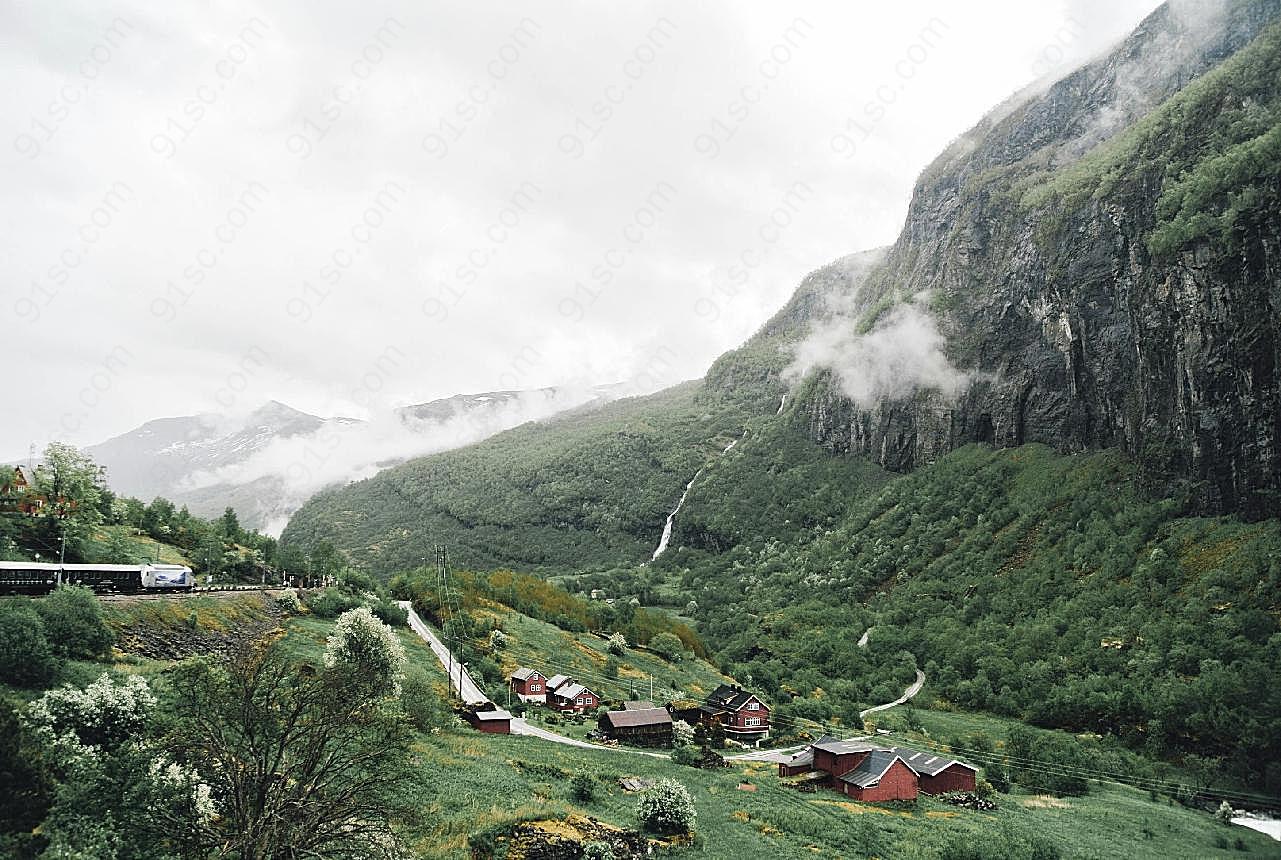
[2,0,1164,455]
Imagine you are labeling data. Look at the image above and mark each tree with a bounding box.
[324,606,407,699]
[672,720,695,746]
[166,643,417,859]
[36,585,114,659]
[400,666,451,733]
[0,605,57,686]
[32,443,104,528]
[570,772,595,801]
[649,632,685,662]
[607,632,627,655]
[636,778,696,835]
[218,507,242,542]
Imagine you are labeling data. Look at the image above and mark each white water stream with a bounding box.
[776,394,787,415]
[650,429,749,561]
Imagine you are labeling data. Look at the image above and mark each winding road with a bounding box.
[859,669,926,719]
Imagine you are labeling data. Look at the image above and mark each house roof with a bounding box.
[546,674,571,691]
[785,749,815,769]
[891,747,975,777]
[603,708,672,729]
[472,708,512,722]
[838,750,906,789]
[553,683,592,700]
[707,684,763,711]
[623,700,656,710]
[510,667,539,681]
[810,735,885,757]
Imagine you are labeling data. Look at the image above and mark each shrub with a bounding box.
[23,672,155,755]
[606,632,627,655]
[1215,800,1235,824]
[372,599,408,627]
[304,588,359,619]
[603,655,620,679]
[649,632,685,662]
[636,778,696,835]
[324,607,407,698]
[570,772,595,801]
[670,744,700,767]
[672,720,695,746]
[0,605,57,686]
[488,629,508,652]
[36,585,113,659]
[582,841,614,860]
[400,667,451,733]
[274,588,302,613]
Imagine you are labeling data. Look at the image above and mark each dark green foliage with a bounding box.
[372,599,408,627]
[303,587,360,619]
[569,772,595,801]
[400,666,452,733]
[648,632,685,662]
[0,604,57,686]
[0,704,48,851]
[35,585,113,659]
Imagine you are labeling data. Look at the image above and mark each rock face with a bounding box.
[789,1,1281,518]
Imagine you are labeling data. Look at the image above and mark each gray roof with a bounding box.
[810,735,885,757]
[707,684,763,711]
[785,749,814,768]
[546,674,571,690]
[510,667,539,681]
[839,750,904,789]
[891,747,975,777]
[472,708,512,721]
[623,700,656,710]
[603,708,672,729]
[552,682,592,700]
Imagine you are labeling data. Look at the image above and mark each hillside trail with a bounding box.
[859,670,926,719]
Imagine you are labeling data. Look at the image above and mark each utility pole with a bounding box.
[649,674,654,703]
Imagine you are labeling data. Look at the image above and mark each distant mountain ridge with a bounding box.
[19,386,621,534]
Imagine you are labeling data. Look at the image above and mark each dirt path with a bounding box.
[859,670,925,719]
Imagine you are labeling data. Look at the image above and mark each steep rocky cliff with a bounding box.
[782,0,1281,518]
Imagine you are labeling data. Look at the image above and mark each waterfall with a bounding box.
[651,468,704,561]
[776,394,787,415]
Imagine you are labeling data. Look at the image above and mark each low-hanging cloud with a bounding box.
[786,300,971,406]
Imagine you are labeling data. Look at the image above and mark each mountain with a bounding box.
[77,387,619,533]
[281,2,1281,790]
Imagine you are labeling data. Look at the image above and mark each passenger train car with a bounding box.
[0,561,195,595]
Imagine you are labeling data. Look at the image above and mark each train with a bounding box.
[0,561,195,595]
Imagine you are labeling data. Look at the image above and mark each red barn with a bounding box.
[892,747,977,794]
[702,684,770,742]
[809,736,885,781]
[463,705,512,734]
[508,667,546,702]
[839,750,919,802]
[547,680,599,714]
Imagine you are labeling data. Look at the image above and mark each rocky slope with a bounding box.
[777,0,1281,518]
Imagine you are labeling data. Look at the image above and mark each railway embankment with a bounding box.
[103,591,285,660]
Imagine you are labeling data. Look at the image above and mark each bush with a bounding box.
[649,632,685,662]
[1215,800,1235,824]
[304,588,359,619]
[672,720,695,746]
[274,588,302,613]
[570,772,595,801]
[323,607,407,698]
[36,585,113,659]
[371,599,408,627]
[0,605,57,686]
[670,744,700,767]
[603,655,620,679]
[636,778,696,835]
[606,632,627,655]
[582,841,614,860]
[400,667,451,733]
[488,629,508,652]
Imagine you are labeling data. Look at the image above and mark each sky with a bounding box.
[1,0,1165,455]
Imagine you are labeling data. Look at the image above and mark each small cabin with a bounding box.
[463,704,513,734]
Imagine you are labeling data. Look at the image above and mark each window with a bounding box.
[530,684,541,692]
[744,717,762,727]
[576,697,585,705]
[747,702,760,710]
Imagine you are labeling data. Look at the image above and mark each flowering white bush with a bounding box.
[24,673,156,759]
[606,632,627,655]
[488,629,508,651]
[274,588,302,613]
[149,755,218,825]
[636,778,696,835]
[324,606,407,698]
[672,719,695,746]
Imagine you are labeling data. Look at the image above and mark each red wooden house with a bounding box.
[701,684,770,742]
[892,747,977,794]
[838,749,918,802]
[508,667,547,702]
[546,678,599,714]
[0,466,42,515]
[780,736,977,802]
